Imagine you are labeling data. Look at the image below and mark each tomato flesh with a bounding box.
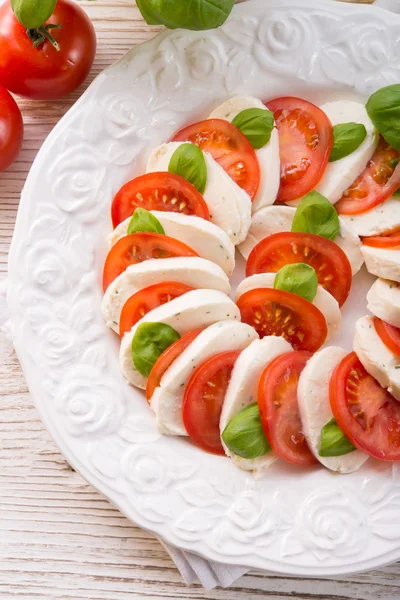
[336,138,400,215]
[266,97,333,203]
[258,351,317,466]
[374,317,400,356]
[172,118,260,200]
[182,350,241,455]
[237,288,327,352]
[362,228,400,248]
[0,86,23,172]
[102,233,198,292]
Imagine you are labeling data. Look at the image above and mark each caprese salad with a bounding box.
[101,84,400,474]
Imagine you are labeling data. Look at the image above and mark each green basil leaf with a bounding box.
[393,188,400,197]
[222,403,271,459]
[11,0,57,28]
[127,208,165,235]
[132,322,180,377]
[136,0,234,30]
[319,418,356,457]
[274,263,318,302]
[231,108,274,149]
[168,143,207,194]
[329,122,367,162]
[366,85,400,151]
[291,191,340,241]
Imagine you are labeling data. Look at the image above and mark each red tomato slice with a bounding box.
[111,172,210,227]
[258,351,317,466]
[172,118,260,200]
[266,97,333,203]
[330,352,400,461]
[246,232,352,307]
[182,350,241,455]
[146,329,203,402]
[119,282,195,339]
[237,288,327,352]
[374,317,400,356]
[362,228,400,248]
[102,233,198,292]
[336,138,400,215]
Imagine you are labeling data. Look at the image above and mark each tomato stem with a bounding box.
[26,24,61,51]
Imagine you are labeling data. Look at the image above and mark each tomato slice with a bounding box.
[336,138,400,215]
[237,288,327,352]
[362,228,400,248]
[111,172,210,227]
[266,97,333,203]
[330,352,400,461]
[102,233,198,292]
[182,350,241,455]
[258,351,317,466]
[246,232,352,307]
[374,317,400,356]
[119,282,195,338]
[172,118,260,200]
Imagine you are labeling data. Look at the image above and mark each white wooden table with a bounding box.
[3,1,400,598]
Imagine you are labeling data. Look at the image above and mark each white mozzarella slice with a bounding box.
[220,337,292,473]
[298,347,368,473]
[341,196,400,237]
[237,205,363,275]
[209,96,280,213]
[367,278,400,328]
[313,101,379,205]
[147,142,251,244]
[102,257,231,333]
[120,289,240,389]
[108,211,235,276]
[235,272,341,339]
[150,321,258,436]
[361,244,400,283]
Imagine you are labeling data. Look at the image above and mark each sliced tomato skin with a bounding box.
[102,233,198,292]
[374,317,400,356]
[329,352,400,461]
[258,351,317,466]
[146,329,203,403]
[266,97,333,203]
[362,229,400,248]
[182,350,241,455]
[237,287,327,352]
[111,172,210,227]
[336,138,400,215]
[246,232,352,307]
[172,118,260,200]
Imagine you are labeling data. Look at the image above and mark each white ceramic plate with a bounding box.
[9,0,400,576]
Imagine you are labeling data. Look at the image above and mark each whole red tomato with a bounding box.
[0,0,96,100]
[0,85,23,171]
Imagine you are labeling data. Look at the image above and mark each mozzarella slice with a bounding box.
[220,337,291,473]
[102,257,231,333]
[235,273,341,339]
[209,96,280,213]
[108,211,235,276]
[361,244,400,283]
[147,142,251,244]
[150,321,258,436]
[367,278,400,328]
[119,289,240,389]
[341,196,400,237]
[237,205,363,275]
[353,315,400,400]
[298,347,368,473]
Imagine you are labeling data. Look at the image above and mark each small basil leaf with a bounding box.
[291,191,340,241]
[393,188,400,197]
[274,263,318,302]
[168,143,207,194]
[366,85,400,151]
[232,108,274,149]
[136,0,234,30]
[132,322,180,377]
[222,403,271,459]
[319,418,356,457]
[127,208,165,235]
[329,122,367,162]
[11,0,57,28]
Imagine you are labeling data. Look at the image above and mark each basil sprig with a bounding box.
[366,84,400,151]
[232,108,274,149]
[128,208,165,235]
[292,191,340,241]
[329,122,367,162]
[11,0,57,29]
[319,418,356,457]
[274,263,318,302]
[136,0,234,30]
[169,143,207,194]
[222,403,271,459]
[132,322,180,377]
